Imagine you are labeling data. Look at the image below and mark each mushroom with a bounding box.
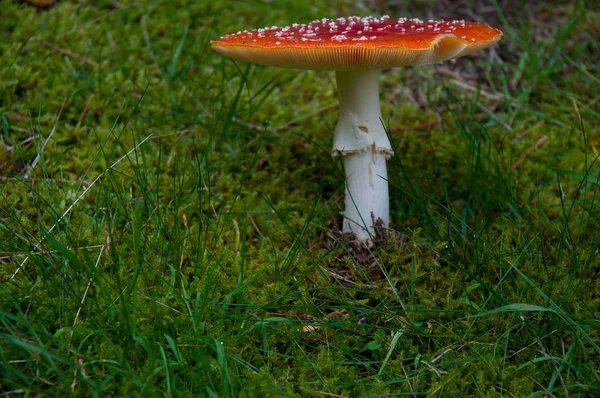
[212,16,502,242]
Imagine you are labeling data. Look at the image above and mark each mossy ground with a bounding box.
[1,0,599,396]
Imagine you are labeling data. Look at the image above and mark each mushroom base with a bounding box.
[342,147,389,241]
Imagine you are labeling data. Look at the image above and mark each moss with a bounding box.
[1,0,599,396]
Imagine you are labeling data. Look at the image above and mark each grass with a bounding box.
[1,0,599,396]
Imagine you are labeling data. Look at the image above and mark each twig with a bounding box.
[511,135,548,171]
[38,40,100,67]
[79,94,94,121]
[179,212,188,270]
[326,269,356,286]
[246,212,265,239]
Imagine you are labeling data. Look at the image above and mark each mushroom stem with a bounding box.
[333,69,393,241]
[342,146,390,240]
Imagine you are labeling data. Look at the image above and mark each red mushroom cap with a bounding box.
[212,16,502,71]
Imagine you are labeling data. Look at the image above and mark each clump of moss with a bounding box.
[1,0,599,396]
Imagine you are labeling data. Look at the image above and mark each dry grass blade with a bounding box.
[38,40,100,67]
[10,135,153,281]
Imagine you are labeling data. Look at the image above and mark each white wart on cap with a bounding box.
[212,16,502,242]
[212,16,502,70]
